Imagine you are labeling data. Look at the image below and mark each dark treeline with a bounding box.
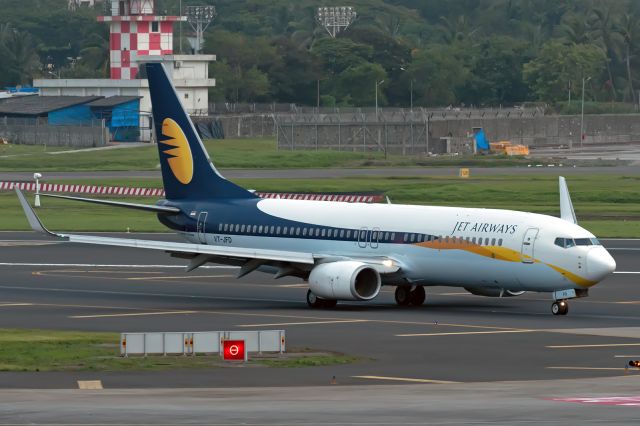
[3,0,640,110]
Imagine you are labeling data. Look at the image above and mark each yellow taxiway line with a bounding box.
[547,343,640,349]
[238,319,370,327]
[397,329,537,337]
[546,367,633,371]
[70,310,198,319]
[352,375,459,384]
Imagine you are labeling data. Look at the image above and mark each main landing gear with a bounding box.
[306,289,337,309]
[551,300,569,316]
[395,285,426,307]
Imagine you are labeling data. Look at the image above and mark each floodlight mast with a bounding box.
[316,6,357,38]
[186,5,217,53]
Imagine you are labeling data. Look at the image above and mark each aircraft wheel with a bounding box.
[551,300,569,316]
[395,286,412,306]
[409,286,426,306]
[307,290,325,308]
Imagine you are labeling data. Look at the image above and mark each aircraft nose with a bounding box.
[586,247,616,282]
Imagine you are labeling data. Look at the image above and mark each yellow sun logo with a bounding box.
[160,118,193,185]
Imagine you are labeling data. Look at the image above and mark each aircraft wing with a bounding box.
[15,188,401,274]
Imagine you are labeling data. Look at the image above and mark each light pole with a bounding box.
[399,67,413,112]
[375,79,384,118]
[580,76,591,149]
[33,173,42,208]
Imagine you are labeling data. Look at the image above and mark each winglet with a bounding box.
[559,176,577,224]
[15,188,65,238]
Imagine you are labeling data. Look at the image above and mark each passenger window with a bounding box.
[484,238,490,246]
[283,226,288,235]
[223,224,228,232]
[340,229,344,238]
[322,229,326,237]
[491,238,496,246]
[391,233,396,240]
[372,231,378,240]
[270,226,274,234]
[258,226,263,233]
[303,228,308,236]
[296,227,301,235]
[218,223,223,231]
[346,230,351,239]
[498,238,503,246]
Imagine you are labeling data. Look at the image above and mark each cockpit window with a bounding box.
[554,237,575,248]
[590,238,602,245]
[574,238,592,246]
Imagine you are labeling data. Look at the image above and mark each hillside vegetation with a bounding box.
[2,0,640,111]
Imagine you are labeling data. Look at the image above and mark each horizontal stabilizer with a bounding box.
[41,193,180,214]
[559,176,577,224]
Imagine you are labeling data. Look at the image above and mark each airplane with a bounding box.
[15,62,616,316]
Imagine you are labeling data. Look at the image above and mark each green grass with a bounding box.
[0,138,547,171]
[0,329,357,372]
[2,174,639,236]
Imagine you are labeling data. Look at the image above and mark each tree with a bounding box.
[614,13,639,103]
[523,41,606,102]
[311,37,373,75]
[336,62,387,106]
[462,36,532,105]
[407,44,469,106]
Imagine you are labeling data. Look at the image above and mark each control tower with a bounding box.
[98,0,186,79]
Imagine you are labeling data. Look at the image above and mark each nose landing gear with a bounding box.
[551,300,569,315]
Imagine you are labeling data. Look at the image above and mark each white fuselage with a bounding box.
[183,199,616,293]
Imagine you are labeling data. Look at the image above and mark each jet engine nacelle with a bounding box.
[465,287,525,298]
[309,261,381,301]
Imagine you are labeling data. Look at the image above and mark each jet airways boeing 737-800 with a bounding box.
[16,63,616,316]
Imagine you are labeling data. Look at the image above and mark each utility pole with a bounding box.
[375,79,384,119]
[580,76,591,149]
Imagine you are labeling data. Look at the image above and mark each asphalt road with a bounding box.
[0,232,639,424]
[2,164,640,182]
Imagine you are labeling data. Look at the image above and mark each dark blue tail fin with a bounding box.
[146,63,256,201]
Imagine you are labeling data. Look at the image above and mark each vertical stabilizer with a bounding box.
[146,63,256,201]
[559,176,577,224]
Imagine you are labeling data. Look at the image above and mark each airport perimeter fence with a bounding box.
[0,117,108,147]
[274,112,640,155]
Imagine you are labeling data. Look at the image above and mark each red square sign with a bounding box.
[223,340,246,361]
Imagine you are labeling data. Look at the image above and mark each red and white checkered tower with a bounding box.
[98,0,186,79]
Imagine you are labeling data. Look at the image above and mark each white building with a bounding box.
[35,55,216,116]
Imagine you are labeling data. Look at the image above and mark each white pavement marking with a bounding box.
[237,319,369,327]
[126,275,234,281]
[352,375,459,384]
[0,303,33,307]
[397,330,537,337]
[546,367,631,371]
[613,271,640,274]
[0,285,303,305]
[71,310,198,319]
[0,263,238,269]
[547,343,640,349]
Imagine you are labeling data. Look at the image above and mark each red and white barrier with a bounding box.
[0,181,383,203]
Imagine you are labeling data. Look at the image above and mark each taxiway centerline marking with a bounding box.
[71,310,198,319]
[0,263,238,269]
[352,375,459,384]
[277,284,309,288]
[0,303,33,307]
[546,367,632,371]
[547,343,640,349]
[238,319,369,327]
[126,275,234,281]
[614,355,640,358]
[396,330,537,337]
